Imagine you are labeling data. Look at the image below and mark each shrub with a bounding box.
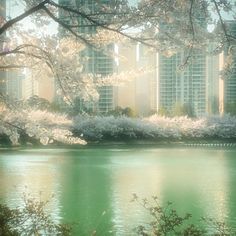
[73,114,236,142]
[0,195,71,236]
[131,194,235,236]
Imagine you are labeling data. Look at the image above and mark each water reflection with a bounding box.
[109,149,232,233]
[0,147,236,234]
[0,151,62,220]
[58,150,114,235]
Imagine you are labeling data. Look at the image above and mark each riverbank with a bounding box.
[1,114,236,147]
[1,138,236,150]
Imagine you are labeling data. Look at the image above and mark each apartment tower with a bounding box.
[0,0,6,96]
[59,0,116,113]
[224,21,236,113]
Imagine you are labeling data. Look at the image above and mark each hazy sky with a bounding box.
[128,0,139,6]
[6,0,234,36]
[6,0,140,36]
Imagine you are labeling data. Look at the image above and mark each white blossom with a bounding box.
[0,108,86,145]
[73,114,236,141]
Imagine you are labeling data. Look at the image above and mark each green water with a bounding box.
[0,145,236,235]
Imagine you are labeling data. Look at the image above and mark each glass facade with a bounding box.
[224,21,236,107]
[0,0,6,96]
[6,71,24,100]
[158,50,207,117]
[59,0,115,113]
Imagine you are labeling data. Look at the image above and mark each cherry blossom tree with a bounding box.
[1,0,235,72]
[0,0,235,145]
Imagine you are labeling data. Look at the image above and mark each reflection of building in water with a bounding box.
[110,153,163,232]
[200,150,229,222]
[0,149,234,233]
[58,151,113,235]
[110,150,230,233]
[0,153,61,218]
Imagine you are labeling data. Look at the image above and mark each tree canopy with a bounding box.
[1,0,235,70]
[0,0,236,145]
[0,0,235,93]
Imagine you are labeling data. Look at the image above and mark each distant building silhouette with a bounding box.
[59,0,119,114]
[157,49,221,117]
[223,20,236,114]
[115,42,157,116]
[0,0,6,96]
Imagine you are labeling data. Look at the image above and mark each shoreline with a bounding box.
[1,138,236,150]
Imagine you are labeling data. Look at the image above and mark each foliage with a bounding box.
[73,115,144,141]
[157,107,170,117]
[0,0,236,144]
[172,102,195,118]
[0,195,71,236]
[73,114,236,142]
[0,0,235,96]
[24,95,52,110]
[107,106,136,117]
[2,110,236,145]
[0,106,86,145]
[225,102,236,116]
[65,97,95,117]
[1,194,235,236]
[131,195,235,236]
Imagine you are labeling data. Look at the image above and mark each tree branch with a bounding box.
[48,1,159,50]
[212,0,231,46]
[0,64,28,69]
[179,0,195,69]
[42,6,95,48]
[0,0,49,36]
[0,117,25,132]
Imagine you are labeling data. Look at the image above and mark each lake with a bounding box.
[0,145,236,235]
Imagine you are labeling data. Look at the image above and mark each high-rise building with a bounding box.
[0,1,26,102]
[206,45,221,115]
[157,50,208,117]
[0,1,50,103]
[59,0,116,113]
[115,42,222,117]
[115,42,157,116]
[223,20,236,112]
[0,0,6,96]
[58,0,228,117]
[22,75,38,100]
[5,71,24,100]
[21,69,55,102]
[157,47,223,117]
[153,1,222,117]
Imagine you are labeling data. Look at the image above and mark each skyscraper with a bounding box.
[115,42,157,116]
[5,71,24,100]
[0,1,47,103]
[223,20,236,113]
[206,45,220,115]
[157,50,210,117]
[0,0,6,96]
[154,1,221,117]
[59,0,116,113]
